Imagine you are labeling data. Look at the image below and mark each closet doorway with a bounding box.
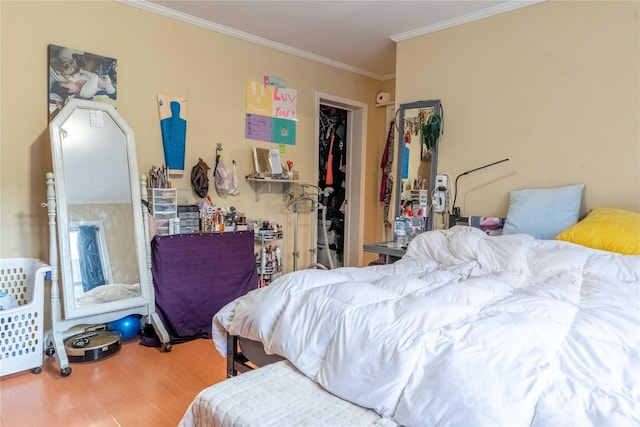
[318,104,347,268]
[314,92,367,268]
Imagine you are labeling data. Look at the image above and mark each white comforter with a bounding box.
[212,227,640,426]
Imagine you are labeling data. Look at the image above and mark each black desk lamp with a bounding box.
[449,158,509,228]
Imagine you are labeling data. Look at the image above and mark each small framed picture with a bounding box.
[48,44,117,122]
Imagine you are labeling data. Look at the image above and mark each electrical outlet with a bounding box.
[432,190,446,212]
[433,175,448,213]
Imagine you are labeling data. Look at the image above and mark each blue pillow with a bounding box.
[502,184,584,239]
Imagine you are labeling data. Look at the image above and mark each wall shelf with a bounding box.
[246,176,306,201]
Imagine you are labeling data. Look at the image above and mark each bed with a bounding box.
[182,220,639,426]
[180,359,387,427]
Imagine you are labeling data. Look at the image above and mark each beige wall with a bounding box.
[6,0,634,271]
[397,0,639,222]
[0,1,390,266]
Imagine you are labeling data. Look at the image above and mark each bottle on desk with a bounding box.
[394,217,407,246]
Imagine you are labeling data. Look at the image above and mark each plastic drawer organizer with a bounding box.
[0,258,51,376]
[148,188,178,236]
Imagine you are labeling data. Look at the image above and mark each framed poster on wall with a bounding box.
[48,44,117,122]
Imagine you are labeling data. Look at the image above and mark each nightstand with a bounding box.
[363,241,407,264]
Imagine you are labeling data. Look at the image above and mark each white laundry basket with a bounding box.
[0,258,51,376]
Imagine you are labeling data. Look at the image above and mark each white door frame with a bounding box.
[314,92,367,267]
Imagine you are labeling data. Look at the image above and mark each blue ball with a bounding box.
[107,315,141,341]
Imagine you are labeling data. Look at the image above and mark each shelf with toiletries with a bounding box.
[246,175,307,201]
[254,221,283,288]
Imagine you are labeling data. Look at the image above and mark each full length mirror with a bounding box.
[50,99,149,319]
[396,100,442,231]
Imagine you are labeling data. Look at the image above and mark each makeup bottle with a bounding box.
[275,246,281,269]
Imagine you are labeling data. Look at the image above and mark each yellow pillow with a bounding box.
[556,208,640,255]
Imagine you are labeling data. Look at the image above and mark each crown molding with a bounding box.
[390,0,545,42]
[117,0,389,81]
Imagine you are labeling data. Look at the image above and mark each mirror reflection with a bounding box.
[51,101,143,317]
[253,147,282,176]
[67,207,140,308]
[396,100,442,230]
[401,105,436,191]
[69,220,113,294]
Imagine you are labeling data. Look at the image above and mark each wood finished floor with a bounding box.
[0,338,226,426]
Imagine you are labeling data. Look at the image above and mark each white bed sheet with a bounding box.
[211,227,640,426]
[179,360,390,427]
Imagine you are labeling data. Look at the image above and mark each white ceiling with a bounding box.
[122,0,541,80]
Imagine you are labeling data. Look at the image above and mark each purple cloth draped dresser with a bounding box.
[151,231,257,343]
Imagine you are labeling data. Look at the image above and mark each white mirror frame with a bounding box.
[49,99,150,319]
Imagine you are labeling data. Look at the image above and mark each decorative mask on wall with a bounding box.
[191,158,210,198]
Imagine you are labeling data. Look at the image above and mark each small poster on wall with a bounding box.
[48,44,117,122]
[244,79,297,145]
